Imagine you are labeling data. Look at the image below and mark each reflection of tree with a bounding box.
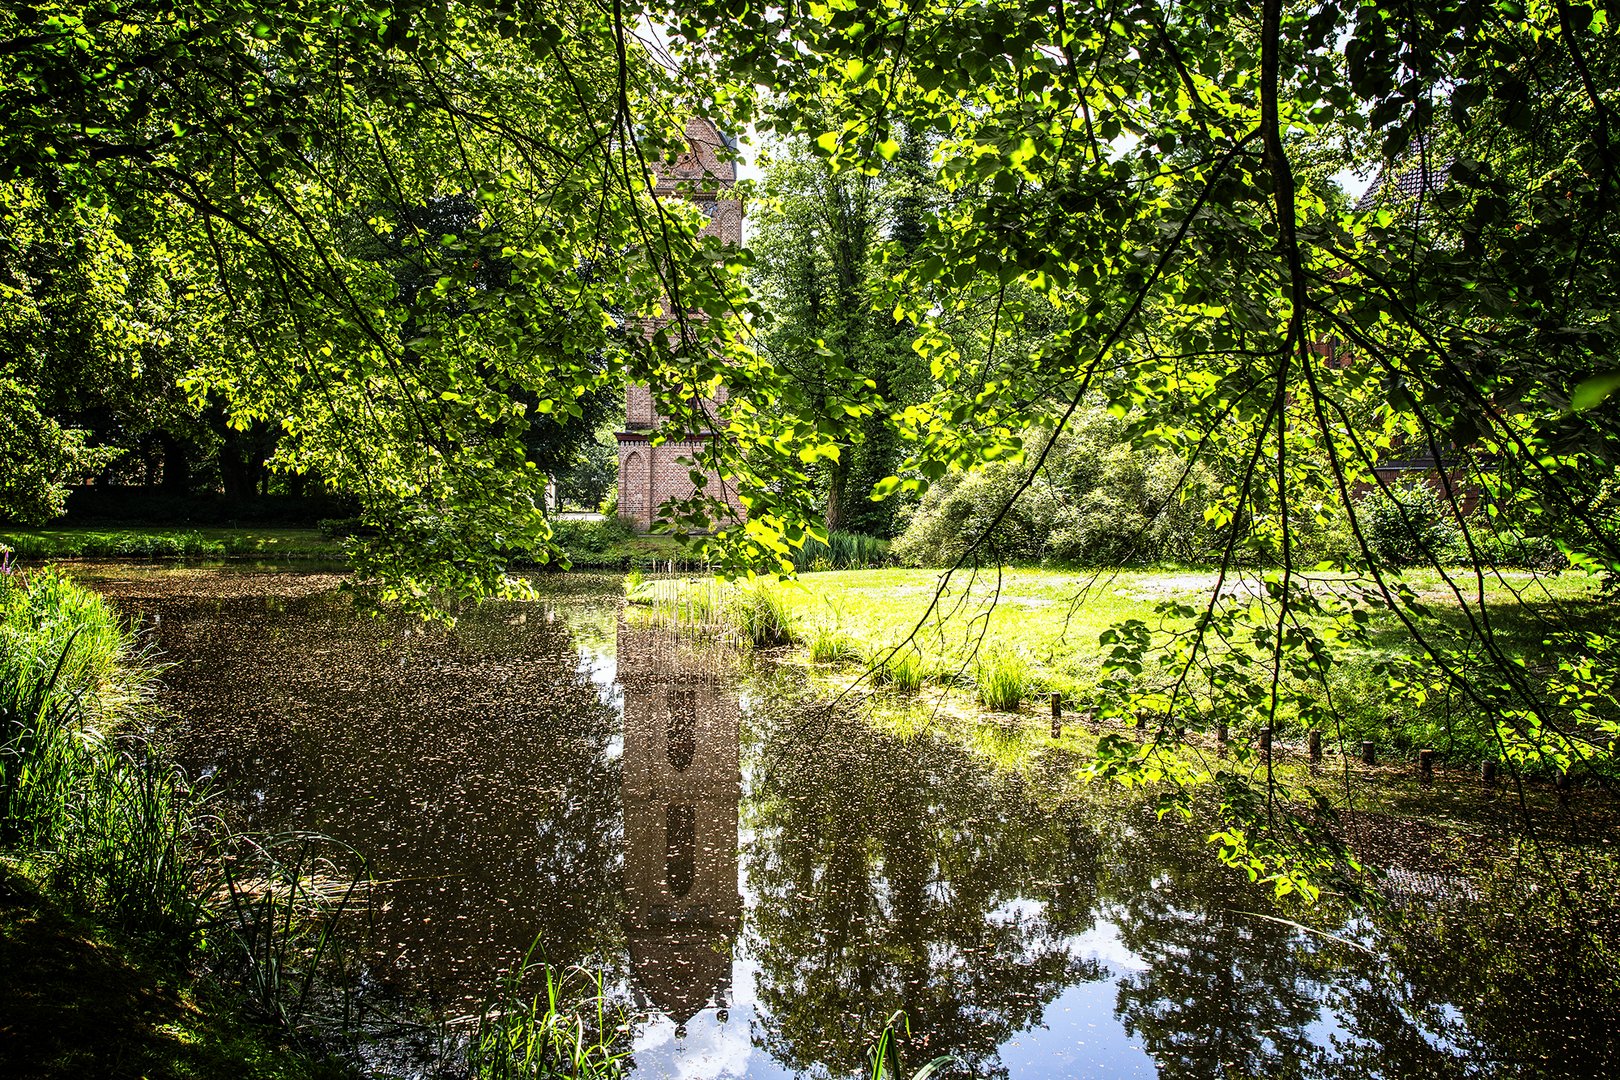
[744,710,1105,1078]
[1308,880,1620,1079]
[1101,817,1323,1079]
[148,586,628,1003]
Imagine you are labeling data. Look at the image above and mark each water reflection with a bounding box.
[76,567,1613,1079]
[618,624,741,1034]
[104,575,629,1005]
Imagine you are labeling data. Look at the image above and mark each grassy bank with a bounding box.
[633,565,1612,774]
[1,525,342,560]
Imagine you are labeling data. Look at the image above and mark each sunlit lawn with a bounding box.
[775,565,1607,723]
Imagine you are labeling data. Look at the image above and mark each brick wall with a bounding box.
[616,117,746,533]
[616,435,744,531]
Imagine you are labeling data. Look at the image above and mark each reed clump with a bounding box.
[626,575,798,649]
[975,649,1031,712]
[809,625,863,663]
[468,943,632,1080]
[790,531,892,572]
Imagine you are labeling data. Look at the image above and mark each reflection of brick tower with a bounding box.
[617,623,741,1029]
[615,117,745,531]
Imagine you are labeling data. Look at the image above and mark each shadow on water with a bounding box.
[83,565,1616,1078]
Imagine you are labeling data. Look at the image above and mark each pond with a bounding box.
[86,565,1610,1079]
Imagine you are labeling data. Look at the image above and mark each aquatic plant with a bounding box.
[975,650,1030,712]
[887,651,925,694]
[468,943,631,1080]
[808,625,862,664]
[216,832,370,1039]
[868,1011,956,1079]
[0,635,210,944]
[727,579,798,649]
[791,531,892,572]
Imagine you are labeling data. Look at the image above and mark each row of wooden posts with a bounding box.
[1045,692,1525,787]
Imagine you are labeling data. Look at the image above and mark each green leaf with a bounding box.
[1571,371,1620,411]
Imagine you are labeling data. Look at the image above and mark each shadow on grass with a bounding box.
[0,868,341,1080]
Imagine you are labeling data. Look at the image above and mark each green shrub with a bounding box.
[975,650,1030,711]
[1470,523,1568,570]
[892,408,1223,567]
[1355,475,1462,567]
[550,517,636,566]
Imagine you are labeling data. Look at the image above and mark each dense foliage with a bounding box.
[892,407,1223,566]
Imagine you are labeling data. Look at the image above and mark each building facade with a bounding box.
[615,118,746,531]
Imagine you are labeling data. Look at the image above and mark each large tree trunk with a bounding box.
[159,432,192,493]
[825,453,850,533]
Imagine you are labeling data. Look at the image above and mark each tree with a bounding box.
[749,133,934,536]
[661,0,1620,884]
[0,0,854,603]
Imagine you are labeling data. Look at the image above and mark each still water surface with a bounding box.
[86,566,1604,1078]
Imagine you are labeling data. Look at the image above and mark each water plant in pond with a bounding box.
[468,943,631,1080]
[868,1012,957,1079]
[627,575,797,649]
[809,624,862,663]
[887,650,925,694]
[975,650,1030,712]
[1,631,208,944]
[217,831,371,1039]
[728,578,798,649]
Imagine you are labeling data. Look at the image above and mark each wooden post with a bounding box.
[1216,724,1228,745]
[1361,741,1376,766]
[1418,748,1434,785]
[1050,692,1062,739]
[1482,760,1498,786]
[1307,730,1322,765]
[1258,727,1272,756]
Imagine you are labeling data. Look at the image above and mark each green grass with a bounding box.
[773,566,1608,753]
[0,525,341,560]
[468,944,631,1080]
[974,649,1031,711]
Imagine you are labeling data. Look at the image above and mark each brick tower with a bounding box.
[615,117,745,531]
[617,623,741,1030]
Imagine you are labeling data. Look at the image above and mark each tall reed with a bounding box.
[216,832,370,1039]
[790,531,892,572]
[468,942,631,1080]
[975,650,1031,712]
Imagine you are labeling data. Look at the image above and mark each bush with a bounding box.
[892,409,1223,567]
[1355,475,1462,567]
[550,517,636,566]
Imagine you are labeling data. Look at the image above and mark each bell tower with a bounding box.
[615,117,745,531]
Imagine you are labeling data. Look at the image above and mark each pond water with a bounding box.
[87,566,1611,1078]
